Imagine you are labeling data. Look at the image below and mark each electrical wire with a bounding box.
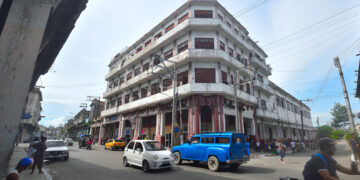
[233,0,268,17]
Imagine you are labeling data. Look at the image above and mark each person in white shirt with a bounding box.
[7,158,32,180]
[28,137,39,158]
[291,140,296,153]
[301,141,306,152]
[256,141,261,152]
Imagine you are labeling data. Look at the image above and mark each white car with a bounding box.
[122,140,173,172]
[45,140,69,160]
[64,138,73,146]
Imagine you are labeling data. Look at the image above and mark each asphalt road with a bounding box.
[44,141,358,180]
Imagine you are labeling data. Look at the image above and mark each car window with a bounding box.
[215,137,230,144]
[135,142,143,151]
[127,141,135,149]
[201,137,214,144]
[143,141,165,151]
[232,136,242,144]
[190,137,200,144]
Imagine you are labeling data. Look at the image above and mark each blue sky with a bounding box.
[38,0,360,127]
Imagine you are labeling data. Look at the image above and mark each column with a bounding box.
[213,95,219,132]
[188,62,192,83]
[155,106,165,144]
[239,104,244,133]
[117,116,123,139]
[133,116,140,140]
[253,107,260,141]
[261,119,265,140]
[98,125,105,144]
[194,95,200,134]
[188,31,192,49]
[219,96,224,132]
[277,121,282,139]
[187,96,194,139]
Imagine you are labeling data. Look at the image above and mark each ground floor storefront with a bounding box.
[102,94,317,147]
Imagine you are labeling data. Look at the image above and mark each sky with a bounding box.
[38,0,360,128]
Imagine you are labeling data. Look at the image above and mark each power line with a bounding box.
[233,0,268,17]
[262,4,360,48]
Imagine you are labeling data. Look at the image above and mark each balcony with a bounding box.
[251,57,271,75]
[105,18,255,81]
[101,83,257,117]
[252,80,273,95]
[256,109,278,120]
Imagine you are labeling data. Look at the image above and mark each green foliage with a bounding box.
[318,125,333,138]
[344,133,352,141]
[330,103,354,128]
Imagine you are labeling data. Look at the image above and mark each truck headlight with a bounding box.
[153,155,159,160]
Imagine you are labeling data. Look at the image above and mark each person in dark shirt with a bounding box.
[30,136,47,174]
[350,134,359,162]
[303,138,360,180]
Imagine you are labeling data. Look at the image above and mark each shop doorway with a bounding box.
[225,115,235,132]
[200,105,212,133]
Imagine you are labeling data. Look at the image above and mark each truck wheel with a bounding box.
[208,156,219,171]
[173,152,182,165]
[229,163,240,171]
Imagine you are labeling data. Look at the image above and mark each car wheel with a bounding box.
[229,163,240,171]
[173,152,182,165]
[142,161,150,172]
[208,156,219,171]
[123,157,129,167]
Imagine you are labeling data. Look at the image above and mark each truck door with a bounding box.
[230,134,245,160]
[187,137,200,160]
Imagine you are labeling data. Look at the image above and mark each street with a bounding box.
[41,141,356,180]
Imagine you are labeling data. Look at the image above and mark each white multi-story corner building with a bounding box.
[101,0,317,147]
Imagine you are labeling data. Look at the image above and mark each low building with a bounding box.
[67,109,90,140]
[88,99,105,143]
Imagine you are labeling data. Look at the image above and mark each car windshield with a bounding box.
[65,138,72,142]
[115,140,123,142]
[46,141,65,147]
[143,142,165,151]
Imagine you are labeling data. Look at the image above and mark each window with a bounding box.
[127,72,132,80]
[141,87,147,98]
[190,137,200,143]
[154,32,162,40]
[127,141,135,149]
[164,50,173,60]
[195,38,214,49]
[108,83,113,89]
[153,56,161,65]
[201,137,214,144]
[177,41,188,53]
[286,101,290,110]
[234,29,239,35]
[229,48,233,57]
[257,74,263,83]
[125,94,130,103]
[151,82,160,95]
[117,95,122,106]
[143,63,149,71]
[236,53,241,61]
[113,80,118,87]
[221,71,227,84]
[215,137,230,144]
[232,136,243,144]
[217,13,223,21]
[163,79,172,91]
[110,98,116,108]
[195,68,215,83]
[178,13,189,24]
[165,23,174,33]
[194,10,212,18]
[119,77,124,86]
[220,41,225,51]
[246,83,250,94]
[260,100,266,110]
[132,91,139,101]
[281,98,285,108]
[134,68,141,76]
[177,71,188,86]
[239,80,244,91]
[145,40,151,47]
[230,75,234,84]
[276,96,281,107]
[136,46,142,53]
[226,21,231,28]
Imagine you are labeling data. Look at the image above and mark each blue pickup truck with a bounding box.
[172,132,250,171]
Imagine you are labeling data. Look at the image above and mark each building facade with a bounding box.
[101,0,316,147]
[88,99,105,144]
[67,109,90,140]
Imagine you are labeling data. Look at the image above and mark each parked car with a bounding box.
[23,137,34,143]
[64,138,73,146]
[172,132,249,171]
[45,140,69,160]
[105,139,126,151]
[122,140,173,172]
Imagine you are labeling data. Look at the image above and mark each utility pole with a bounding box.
[150,55,177,147]
[316,117,320,128]
[334,57,356,134]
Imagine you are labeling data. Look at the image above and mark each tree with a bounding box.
[330,129,345,140]
[318,125,333,138]
[330,103,354,128]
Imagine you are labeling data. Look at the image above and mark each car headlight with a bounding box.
[153,155,159,160]
[170,153,174,158]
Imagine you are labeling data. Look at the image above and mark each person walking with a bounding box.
[6,158,33,180]
[291,140,296,153]
[302,138,360,180]
[277,139,285,164]
[27,137,39,158]
[30,136,47,174]
[350,134,360,163]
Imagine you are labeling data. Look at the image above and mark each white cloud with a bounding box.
[43,98,82,106]
[39,117,69,127]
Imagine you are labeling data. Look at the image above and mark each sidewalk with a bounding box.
[8,144,51,180]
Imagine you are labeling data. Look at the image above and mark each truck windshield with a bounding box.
[143,142,166,151]
[215,137,230,144]
[46,141,65,147]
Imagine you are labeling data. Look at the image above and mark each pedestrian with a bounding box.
[277,139,285,164]
[28,137,39,158]
[291,140,296,153]
[256,141,260,152]
[303,138,360,180]
[301,141,306,152]
[350,133,360,163]
[6,157,33,180]
[30,136,47,174]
